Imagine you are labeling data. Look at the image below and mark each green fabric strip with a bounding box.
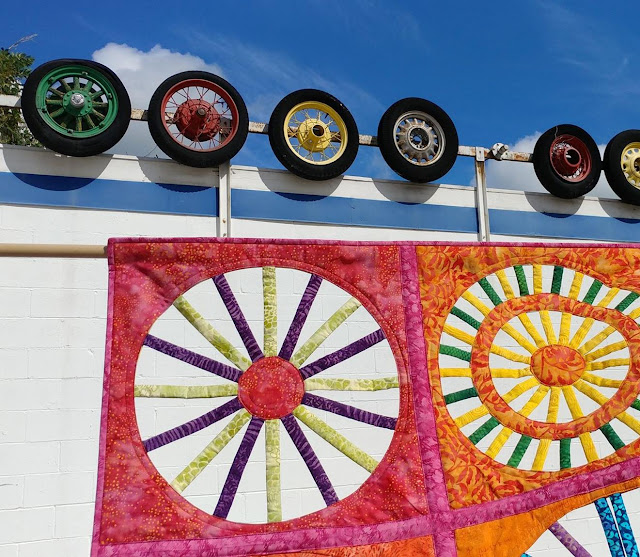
[440,344,472,362]
[444,387,479,405]
[171,410,251,493]
[514,265,530,296]
[551,266,564,294]
[560,437,572,469]
[450,306,481,329]
[265,420,282,522]
[262,267,278,357]
[479,277,503,306]
[631,399,640,412]
[173,296,251,371]
[293,407,378,473]
[305,377,399,391]
[468,417,500,445]
[600,423,625,451]
[615,292,639,312]
[583,279,603,304]
[134,384,238,398]
[506,435,533,468]
[290,297,361,368]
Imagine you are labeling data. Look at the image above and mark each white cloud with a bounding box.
[482,133,616,199]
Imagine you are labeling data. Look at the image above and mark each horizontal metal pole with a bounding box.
[0,244,107,258]
[0,95,531,161]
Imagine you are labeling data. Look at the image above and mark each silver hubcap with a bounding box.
[393,111,445,166]
[70,93,85,108]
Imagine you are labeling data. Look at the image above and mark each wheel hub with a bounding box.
[622,144,640,184]
[238,356,304,419]
[396,119,439,163]
[296,118,331,152]
[62,89,93,117]
[530,344,586,387]
[549,135,591,182]
[551,144,582,175]
[174,99,221,142]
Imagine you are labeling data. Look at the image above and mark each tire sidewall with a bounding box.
[268,89,359,181]
[532,124,602,199]
[22,59,131,157]
[147,71,249,168]
[377,97,458,183]
[603,130,640,205]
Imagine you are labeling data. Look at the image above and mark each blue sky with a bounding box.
[4,1,638,195]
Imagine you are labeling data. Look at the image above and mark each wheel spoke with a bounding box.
[300,329,385,380]
[302,393,396,429]
[173,295,252,371]
[143,397,242,452]
[60,79,71,92]
[281,414,338,506]
[263,267,278,357]
[290,297,361,367]
[279,274,322,361]
[48,87,65,97]
[548,522,593,556]
[213,417,263,519]
[212,275,263,362]
[562,386,598,462]
[134,384,238,398]
[171,410,251,493]
[143,334,241,382]
[292,407,378,473]
[265,420,282,522]
[304,376,398,391]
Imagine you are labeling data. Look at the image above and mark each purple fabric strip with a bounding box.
[549,522,593,557]
[143,398,242,452]
[300,329,385,380]
[302,393,397,430]
[279,274,323,361]
[144,334,241,382]
[281,414,339,506]
[212,275,263,362]
[213,417,263,519]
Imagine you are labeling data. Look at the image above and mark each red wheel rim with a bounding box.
[160,79,239,152]
[549,134,592,182]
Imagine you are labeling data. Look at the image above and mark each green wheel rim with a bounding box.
[35,64,120,138]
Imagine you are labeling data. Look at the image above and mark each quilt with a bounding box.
[92,239,640,556]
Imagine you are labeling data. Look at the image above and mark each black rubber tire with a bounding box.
[603,130,640,206]
[532,124,602,199]
[147,71,248,168]
[21,59,131,157]
[377,98,458,183]
[268,89,359,181]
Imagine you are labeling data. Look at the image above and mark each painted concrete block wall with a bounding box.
[1,202,640,554]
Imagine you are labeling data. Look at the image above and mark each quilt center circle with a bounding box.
[238,356,305,419]
[530,344,586,387]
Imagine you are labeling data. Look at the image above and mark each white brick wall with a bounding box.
[1,201,639,556]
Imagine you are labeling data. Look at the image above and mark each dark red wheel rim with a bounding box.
[161,79,239,152]
[549,134,592,183]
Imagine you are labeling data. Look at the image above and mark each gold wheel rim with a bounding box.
[283,101,348,166]
[620,142,640,189]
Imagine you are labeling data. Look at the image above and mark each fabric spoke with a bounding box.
[262,267,278,357]
[135,384,238,398]
[548,522,593,557]
[532,387,560,470]
[302,393,397,429]
[265,420,282,522]
[279,274,322,360]
[212,274,263,362]
[304,376,398,391]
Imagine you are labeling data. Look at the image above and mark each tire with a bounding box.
[532,124,601,199]
[268,89,359,181]
[603,130,640,205]
[147,71,248,168]
[21,59,131,157]
[377,98,458,183]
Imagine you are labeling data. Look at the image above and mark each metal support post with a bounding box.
[217,161,232,238]
[475,147,490,242]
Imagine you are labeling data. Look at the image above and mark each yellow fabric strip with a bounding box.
[485,426,513,458]
[581,372,623,389]
[540,310,558,345]
[492,368,533,378]
[455,378,539,428]
[571,318,595,349]
[532,387,560,471]
[576,288,623,353]
[564,384,599,462]
[574,381,640,436]
[290,297,361,368]
[496,269,516,299]
[461,291,491,316]
[501,322,538,354]
[171,410,251,493]
[616,412,640,435]
[490,345,531,365]
[533,264,543,294]
[586,358,630,371]
[444,322,534,361]
[173,296,251,371]
[443,323,475,346]
[265,420,282,523]
[579,432,599,462]
[304,377,399,391]
[262,267,278,357]
[292,407,378,473]
[516,313,547,349]
[134,384,238,398]
[559,312,573,345]
[440,368,473,378]
[584,341,628,362]
[568,272,585,300]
